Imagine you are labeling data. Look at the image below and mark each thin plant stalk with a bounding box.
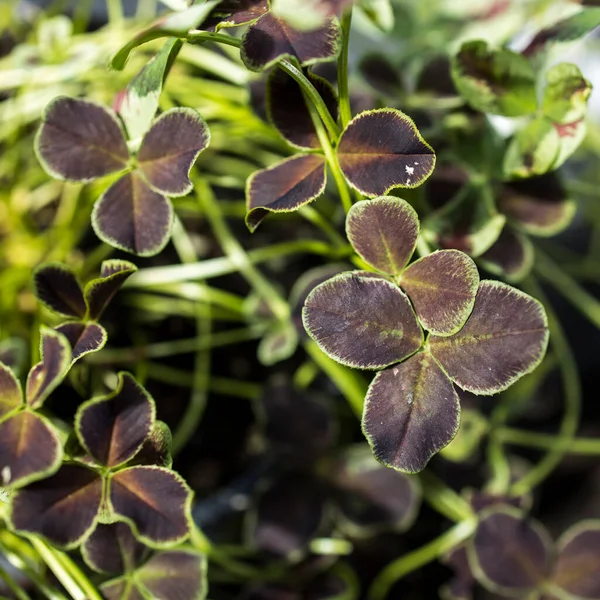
[337,8,353,128]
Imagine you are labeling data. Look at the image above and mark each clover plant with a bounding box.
[1,1,600,599]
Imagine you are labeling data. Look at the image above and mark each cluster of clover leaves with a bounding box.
[443,492,600,600]
[0,261,205,600]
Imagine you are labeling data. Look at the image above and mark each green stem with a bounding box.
[508,277,581,496]
[497,428,600,454]
[299,206,346,247]
[88,326,264,363]
[197,180,290,321]
[106,0,124,25]
[128,240,350,287]
[419,471,474,523]
[170,218,212,457]
[278,60,340,140]
[534,248,600,329]
[304,95,353,213]
[337,8,353,128]
[30,539,102,600]
[186,30,243,49]
[0,562,30,600]
[368,518,477,600]
[304,340,366,418]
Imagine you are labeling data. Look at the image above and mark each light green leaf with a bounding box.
[542,62,592,125]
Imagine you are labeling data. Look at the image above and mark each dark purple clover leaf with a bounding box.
[440,546,474,600]
[467,507,553,596]
[401,250,479,336]
[542,63,592,125]
[259,377,334,463]
[92,171,174,256]
[134,549,207,600]
[336,109,436,196]
[428,281,549,395]
[35,97,129,182]
[111,1,220,70]
[241,12,341,71]
[56,323,107,364]
[82,522,148,575]
[84,259,138,321]
[251,472,325,557]
[75,372,155,469]
[137,108,210,196]
[0,411,62,488]
[363,352,461,472]
[25,327,71,409]
[450,40,537,117]
[345,197,419,276]
[499,174,575,237]
[9,463,104,548]
[0,362,23,419]
[303,272,423,369]
[206,0,269,31]
[246,154,327,232]
[359,54,403,97]
[108,466,192,547]
[267,67,338,150]
[115,38,182,144]
[32,263,86,319]
[551,520,600,599]
[100,580,145,600]
[479,227,534,283]
[330,444,421,536]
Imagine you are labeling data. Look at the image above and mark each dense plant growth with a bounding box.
[1,0,600,598]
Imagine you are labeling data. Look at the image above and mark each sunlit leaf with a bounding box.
[82,522,147,574]
[363,352,460,472]
[257,321,298,366]
[108,466,192,546]
[337,109,435,196]
[9,464,103,548]
[330,444,421,535]
[523,7,600,58]
[553,117,587,171]
[267,67,337,150]
[451,40,537,116]
[115,38,182,143]
[542,63,592,124]
[92,172,174,257]
[241,12,340,71]
[429,281,548,395]
[346,197,419,275]
[251,472,325,557]
[552,520,600,599]
[129,421,173,469]
[84,259,138,321]
[260,378,334,463]
[25,327,71,409]
[401,250,479,336]
[137,108,210,196]
[0,412,62,487]
[246,154,327,232]
[0,363,22,419]
[479,228,534,283]
[468,507,553,595]
[503,117,560,179]
[56,323,107,363]
[303,272,423,369]
[35,97,129,182]
[111,1,220,69]
[206,0,269,31]
[76,372,155,469]
[32,264,86,318]
[499,174,575,236]
[136,550,207,600]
